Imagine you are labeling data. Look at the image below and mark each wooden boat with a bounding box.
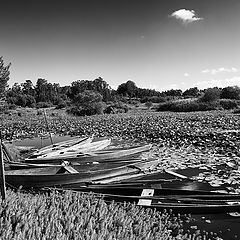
[5,159,161,189]
[24,144,152,164]
[7,157,144,170]
[29,136,93,158]
[27,138,111,160]
[61,186,240,214]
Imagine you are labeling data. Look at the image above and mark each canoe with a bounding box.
[29,136,93,158]
[24,144,152,164]
[61,187,240,214]
[27,138,111,160]
[7,157,144,170]
[5,159,161,189]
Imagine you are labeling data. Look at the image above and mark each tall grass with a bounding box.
[0,189,217,240]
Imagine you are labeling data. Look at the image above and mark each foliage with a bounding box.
[183,87,200,98]
[221,86,240,100]
[36,102,53,109]
[233,108,240,114]
[163,89,182,97]
[145,101,153,109]
[0,189,205,240]
[116,80,137,98]
[0,57,11,99]
[55,99,67,109]
[104,101,129,114]
[140,96,166,103]
[219,99,238,110]
[157,99,219,112]
[69,90,104,116]
[69,77,114,101]
[199,88,221,102]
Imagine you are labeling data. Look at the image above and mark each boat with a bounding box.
[7,157,144,170]
[29,136,93,158]
[27,138,111,160]
[58,185,240,214]
[5,158,161,189]
[24,144,152,164]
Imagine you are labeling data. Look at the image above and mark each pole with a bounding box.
[43,109,53,145]
[0,131,6,200]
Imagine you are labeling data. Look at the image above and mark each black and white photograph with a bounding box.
[1,0,240,239]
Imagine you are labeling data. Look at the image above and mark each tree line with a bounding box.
[1,57,240,114]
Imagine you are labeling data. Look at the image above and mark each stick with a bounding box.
[0,131,6,200]
[43,109,53,145]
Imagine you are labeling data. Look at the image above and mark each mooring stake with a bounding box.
[0,131,6,200]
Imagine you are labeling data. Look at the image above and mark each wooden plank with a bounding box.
[0,132,6,200]
[138,189,154,206]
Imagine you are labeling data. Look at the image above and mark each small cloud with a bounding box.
[201,67,238,75]
[201,69,210,73]
[184,73,189,77]
[196,76,240,89]
[170,9,203,24]
[140,35,145,39]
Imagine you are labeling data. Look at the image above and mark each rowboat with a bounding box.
[62,186,240,214]
[27,138,111,160]
[29,136,93,158]
[5,159,161,189]
[7,157,144,170]
[24,144,152,164]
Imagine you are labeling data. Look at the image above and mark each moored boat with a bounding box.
[5,158,161,188]
[24,144,152,164]
[29,136,93,158]
[27,138,111,160]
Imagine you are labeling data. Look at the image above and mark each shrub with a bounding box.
[221,86,240,100]
[104,101,129,114]
[219,99,238,110]
[233,108,240,114]
[55,100,67,109]
[36,102,53,109]
[200,88,221,102]
[157,99,219,112]
[145,101,153,109]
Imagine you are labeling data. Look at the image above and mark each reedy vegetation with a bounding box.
[0,189,200,240]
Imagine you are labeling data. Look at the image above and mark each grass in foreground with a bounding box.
[0,189,220,240]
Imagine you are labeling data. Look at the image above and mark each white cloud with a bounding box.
[170,9,203,24]
[184,73,189,77]
[201,67,238,75]
[196,76,240,89]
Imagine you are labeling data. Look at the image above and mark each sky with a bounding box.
[1,0,240,91]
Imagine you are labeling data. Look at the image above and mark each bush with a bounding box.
[200,88,221,102]
[221,86,240,100]
[55,100,67,109]
[141,96,166,103]
[36,102,53,109]
[104,101,129,114]
[157,100,219,112]
[219,99,238,110]
[233,108,240,114]
[67,102,106,116]
[145,101,153,109]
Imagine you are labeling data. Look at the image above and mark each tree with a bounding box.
[117,80,137,97]
[21,80,35,96]
[221,86,240,100]
[72,90,104,116]
[200,87,221,102]
[0,57,11,99]
[183,87,200,98]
